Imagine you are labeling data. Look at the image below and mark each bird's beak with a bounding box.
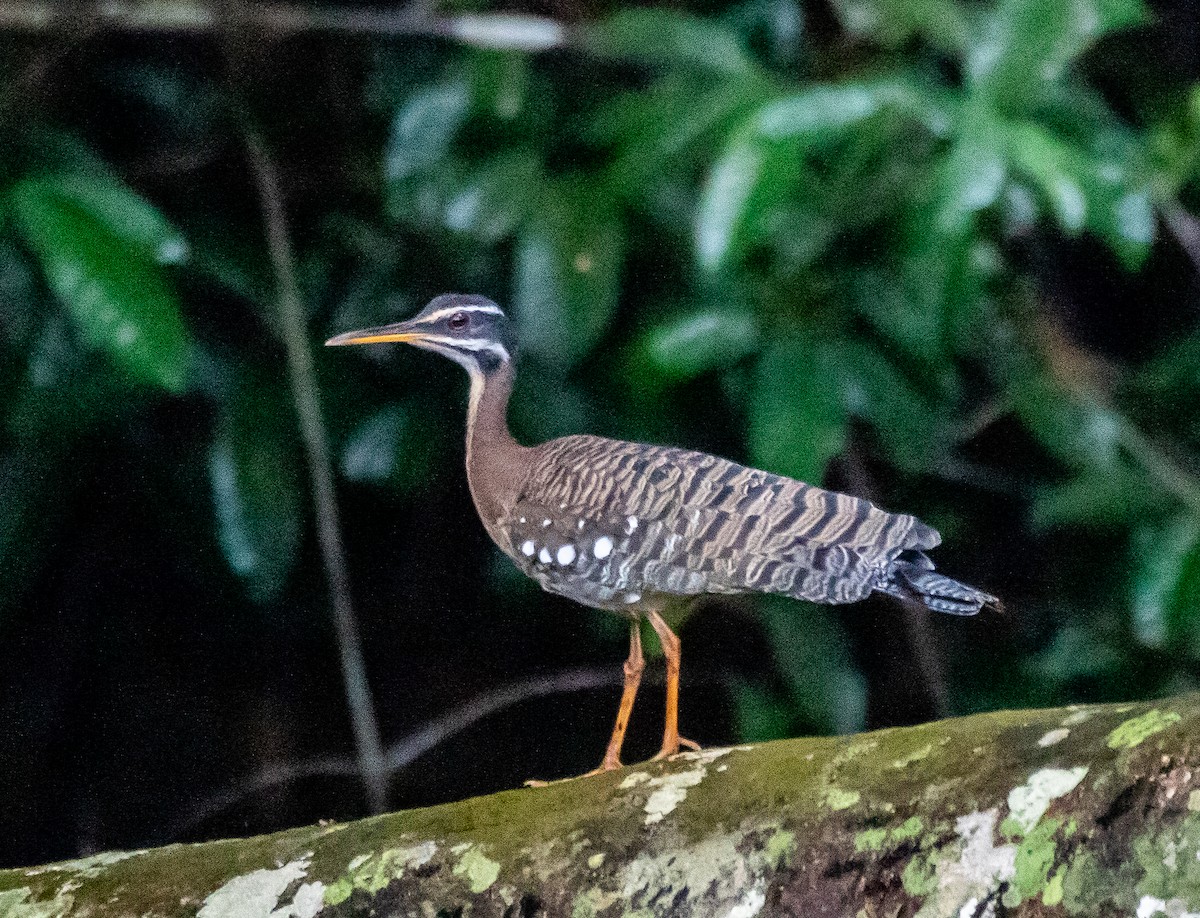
[325,320,425,347]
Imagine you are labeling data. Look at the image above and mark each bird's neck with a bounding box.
[464,359,529,532]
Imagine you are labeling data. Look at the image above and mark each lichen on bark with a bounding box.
[5,695,1200,916]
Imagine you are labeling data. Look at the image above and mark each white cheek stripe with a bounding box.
[417,334,510,363]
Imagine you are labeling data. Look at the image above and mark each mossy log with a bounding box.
[6,695,1200,917]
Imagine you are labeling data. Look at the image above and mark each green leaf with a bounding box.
[696,79,949,272]
[758,596,866,735]
[976,112,1154,265]
[384,80,472,184]
[387,150,542,243]
[209,384,304,604]
[512,179,624,371]
[39,173,188,265]
[752,79,948,140]
[468,51,530,121]
[723,0,805,68]
[934,132,1008,235]
[583,8,757,74]
[968,0,1150,112]
[997,121,1091,232]
[1132,516,1200,653]
[10,175,192,392]
[888,143,1005,371]
[848,264,950,373]
[694,127,767,272]
[1011,373,1122,470]
[1149,85,1200,197]
[339,403,439,493]
[839,341,948,473]
[1096,186,1155,270]
[1031,461,1167,530]
[595,77,767,210]
[749,337,847,485]
[441,151,541,243]
[637,307,760,382]
[829,0,970,55]
[732,682,794,743]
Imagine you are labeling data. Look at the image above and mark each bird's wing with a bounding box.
[501,434,940,605]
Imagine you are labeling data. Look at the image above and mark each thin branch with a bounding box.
[0,2,419,33]
[0,2,568,52]
[244,131,388,815]
[383,667,619,772]
[1118,417,1200,517]
[0,9,96,122]
[166,666,621,838]
[166,665,741,839]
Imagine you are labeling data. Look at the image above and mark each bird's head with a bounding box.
[325,293,514,376]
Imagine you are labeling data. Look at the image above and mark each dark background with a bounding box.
[3,0,1200,869]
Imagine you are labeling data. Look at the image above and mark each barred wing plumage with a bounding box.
[499,434,942,611]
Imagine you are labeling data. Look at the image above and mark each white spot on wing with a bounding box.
[538,548,552,564]
[594,536,613,559]
[521,540,535,557]
[625,593,641,604]
[542,519,551,528]
[557,545,576,565]
[626,516,639,533]
[577,519,586,530]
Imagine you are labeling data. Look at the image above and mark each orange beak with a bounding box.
[325,320,426,347]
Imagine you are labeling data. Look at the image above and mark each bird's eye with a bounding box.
[448,312,469,330]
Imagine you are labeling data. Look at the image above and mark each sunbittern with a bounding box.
[327,293,996,773]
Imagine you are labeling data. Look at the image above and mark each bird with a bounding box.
[327,293,997,775]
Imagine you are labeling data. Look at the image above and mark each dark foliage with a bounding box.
[2,0,1200,867]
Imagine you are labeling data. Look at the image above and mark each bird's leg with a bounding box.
[593,621,644,773]
[646,611,700,760]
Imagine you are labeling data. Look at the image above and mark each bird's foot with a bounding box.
[580,760,625,779]
[651,735,701,761]
[524,755,624,787]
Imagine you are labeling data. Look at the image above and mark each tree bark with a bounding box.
[4,694,1200,917]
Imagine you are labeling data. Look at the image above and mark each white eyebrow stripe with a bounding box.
[419,303,505,324]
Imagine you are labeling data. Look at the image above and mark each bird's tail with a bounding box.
[880,550,999,616]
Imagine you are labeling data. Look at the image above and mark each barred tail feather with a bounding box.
[881,550,998,616]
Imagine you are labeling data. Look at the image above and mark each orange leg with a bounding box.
[646,611,700,760]
[592,621,644,773]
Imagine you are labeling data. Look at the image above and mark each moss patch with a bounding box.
[0,886,74,918]
[892,744,934,769]
[453,846,501,894]
[856,816,923,854]
[823,787,861,811]
[1004,818,1062,906]
[1107,710,1181,750]
[324,842,437,904]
